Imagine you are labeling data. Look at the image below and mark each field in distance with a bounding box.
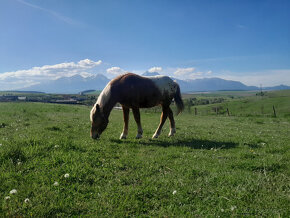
[182,90,290,117]
[0,90,289,216]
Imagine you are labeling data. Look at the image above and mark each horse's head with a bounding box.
[90,104,108,139]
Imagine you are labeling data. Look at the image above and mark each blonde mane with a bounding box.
[90,83,111,122]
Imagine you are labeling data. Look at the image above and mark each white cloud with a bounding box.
[174,67,195,76]
[106,67,125,76]
[148,67,162,73]
[0,59,102,90]
[174,67,195,77]
[173,68,213,79]
[78,59,102,67]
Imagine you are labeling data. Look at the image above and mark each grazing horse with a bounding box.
[90,73,184,139]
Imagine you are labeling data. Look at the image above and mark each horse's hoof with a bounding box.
[120,133,127,139]
[136,134,142,139]
[168,133,175,137]
[152,134,159,139]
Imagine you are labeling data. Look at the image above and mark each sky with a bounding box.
[0,0,290,90]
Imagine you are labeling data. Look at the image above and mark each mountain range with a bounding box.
[20,72,290,94]
[22,74,109,94]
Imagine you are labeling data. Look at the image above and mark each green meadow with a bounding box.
[0,91,289,217]
[184,90,290,117]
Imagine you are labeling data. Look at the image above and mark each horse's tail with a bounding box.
[174,82,184,115]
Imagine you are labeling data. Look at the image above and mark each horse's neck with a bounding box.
[101,98,116,119]
[97,84,117,118]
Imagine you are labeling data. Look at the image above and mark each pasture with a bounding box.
[0,93,289,216]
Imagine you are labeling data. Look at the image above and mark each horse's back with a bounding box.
[145,75,177,97]
[111,73,174,108]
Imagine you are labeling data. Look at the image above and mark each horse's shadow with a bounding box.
[110,137,238,150]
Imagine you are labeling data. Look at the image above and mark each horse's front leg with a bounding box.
[120,105,129,139]
[132,108,143,139]
[152,106,169,138]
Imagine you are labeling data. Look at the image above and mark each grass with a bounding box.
[188,90,290,117]
[0,100,289,217]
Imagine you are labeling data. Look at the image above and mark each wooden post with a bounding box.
[273,105,276,117]
[216,107,218,115]
[227,108,230,116]
[194,107,197,115]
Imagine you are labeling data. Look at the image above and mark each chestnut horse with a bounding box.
[90,73,184,139]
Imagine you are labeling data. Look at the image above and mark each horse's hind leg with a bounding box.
[153,106,169,138]
[120,105,129,139]
[168,107,176,137]
[132,108,143,139]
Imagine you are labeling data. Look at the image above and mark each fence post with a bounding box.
[194,107,197,115]
[273,105,276,117]
[227,108,230,116]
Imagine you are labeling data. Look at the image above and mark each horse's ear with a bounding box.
[96,104,100,112]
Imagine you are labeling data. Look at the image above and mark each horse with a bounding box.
[90,73,184,139]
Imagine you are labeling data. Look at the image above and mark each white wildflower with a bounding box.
[172,190,177,195]
[54,145,59,148]
[0,143,2,146]
[10,189,17,194]
[64,173,70,178]
[4,196,10,200]
[231,205,237,211]
[24,198,30,203]
[221,208,224,212]
[53,181,59,186]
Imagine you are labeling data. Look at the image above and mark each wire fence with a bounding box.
[137,104,280,118]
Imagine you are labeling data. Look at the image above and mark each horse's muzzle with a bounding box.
[91,133,100,140]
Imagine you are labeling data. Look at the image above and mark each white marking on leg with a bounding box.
[168,127,176,137]
[152,130,160,138]
[120,126,129,139]
[120,132,128,139]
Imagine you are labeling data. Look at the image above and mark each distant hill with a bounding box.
[19,72,289,94]
[79,90,96,95]
[0,91,45,94]
[175,77,259,92]
[141,72,259,92]
[264,85,290,90]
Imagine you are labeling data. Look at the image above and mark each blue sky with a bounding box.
[0,0,289,90]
